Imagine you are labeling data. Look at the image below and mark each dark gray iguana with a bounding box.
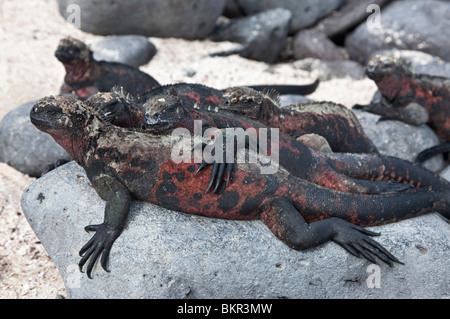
[91,83,376,155]
[56,37,319,100]
[88,88,446,197]
[353,55,450,163]
[30,95,450,278]
[217,86,378,154]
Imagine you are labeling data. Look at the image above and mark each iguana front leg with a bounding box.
[79,173,131,278]
[353,100,429,125]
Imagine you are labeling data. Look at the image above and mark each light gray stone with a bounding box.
[210,9,292,63]
[293,29,348,61]
[293,58,366,81]
[0,101,71,177]
[315,0,392,38]
[236,0,345,33]
[279,94,310,107]
[354,109,445,172]
[91,35,157,68]
[440,165,450,182]
[21,161,450,299]
[57,0,226,39]
[345,0,450,63]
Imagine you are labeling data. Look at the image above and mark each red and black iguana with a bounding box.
[30,95,450,278]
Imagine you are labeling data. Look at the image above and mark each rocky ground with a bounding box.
[1,0,448,298]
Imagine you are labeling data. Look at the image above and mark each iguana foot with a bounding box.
[42,159,70,175]
[79,223,121,279]
[193,141,234,193]
[331,219,403,266]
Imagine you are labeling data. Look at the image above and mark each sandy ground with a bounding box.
[0,0,377,298]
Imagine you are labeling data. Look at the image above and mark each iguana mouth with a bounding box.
[55,49,74,63]
[29,116,50,129]
[145,121,173,132]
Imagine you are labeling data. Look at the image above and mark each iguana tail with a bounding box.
[415,142,450,164]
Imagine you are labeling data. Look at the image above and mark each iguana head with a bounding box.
[219,87,268,120]
[143,90,187,133]
[55,37,93,64]
[30,95,100,160]
[85,87,139,128]
[366,55,410,101]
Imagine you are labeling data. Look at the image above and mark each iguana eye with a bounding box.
[76,114,84,122]
[46,104,61,115]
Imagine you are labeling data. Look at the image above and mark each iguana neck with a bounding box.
[261,99,283,126]
[53,117,104,166]
[376,69,410,102]
[63,59,95,83]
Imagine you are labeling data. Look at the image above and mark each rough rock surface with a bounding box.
[315,0,391,38]
[279,94,311,107]
[91,35,157,68]
[236,0,345,33]
[0,101,71,177]
[21,161,450,299]
[354,110,445,172]
[293,59,365,81]
[210,9,292,63]
[57,0,226,39]
[440,165,450,182]
[345,0,450,63]
[293,29,348,61]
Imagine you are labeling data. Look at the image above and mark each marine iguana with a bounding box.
[56,37,319,100]
[85,88,448,197]
[353,55,450,163]
[140,91,450,195]
[56,37,161,99]
[91,83,376,155]
[30,95,450,278]
[217,86,378,154]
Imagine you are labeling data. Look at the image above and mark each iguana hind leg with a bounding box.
[260,197,401,266]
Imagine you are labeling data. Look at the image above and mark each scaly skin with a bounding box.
[141,92,415,195]
[353,55,450,162]
[218,87,378,154]
[98,83,377,154]
[31,95,450,277]
[56,37,160,99]
[86,89,450,195]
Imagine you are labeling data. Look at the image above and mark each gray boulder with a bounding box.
[91,35,157,68]
[210,9,292,63]
[354,110,445,172]
[293,58,366,81]
[315,0,392,38]
[279,94,311,107]
[440,165,450,182]
[236,0,345,33]
[345,0,450,63]
[0,101,71,177]
[293,29,348,61]
[57,0,226,39]
[22,161,450,299]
